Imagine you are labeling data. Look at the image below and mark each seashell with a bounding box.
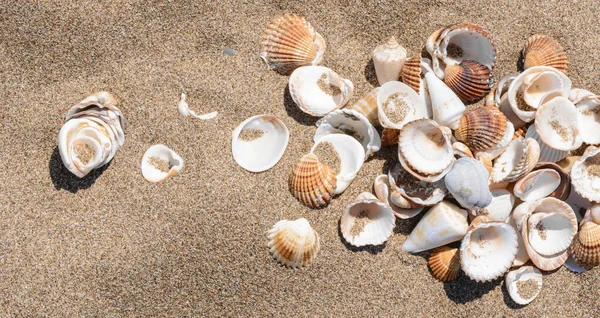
[340,192,396,247]
[373,174,424,219]
[289,66,354,117]
[141,145,184,183]
[565,186,591,220]
[510,217,531,267]
[525,125,568,163]
[453,141,473,158]
[499,92,528,130]
[372,36,407,85]
[425,25,449,78]
[476,189,514,222]
[422,62,466,130]
[494,72,520,107]
[380,128,400,146]
[288,153,337,208]
[376,81,426,129]
[505,266,543,305]
[460,216,519,282]
[311,134,365,194]
[314,109,381,157]
[564,254,588,273]
[388,163,447,207]
[575,94,600,145]
[444,157,492,210]
[569,88,596,105]
[232,114,290,172]
[535,96,582,151]
[569,204,600,269]
[444,60,494,103]
[475,121,515,161]
[520,34,568,74]
[346,88,379,126]
[477,152,494,175]
[531,163,571,200]
[437,23,496,71]
[268,218,320,268]
[398,119,455,181]
[58,92,125,178]
[402,201,468,253]
[177,93,217,120]
[571,147,600,202]
[455,106,507,152]
[261,14,326,75]
[491,137,540,183]
[429,246,461,282]
[513,169,561,202]
[401,53,422,93]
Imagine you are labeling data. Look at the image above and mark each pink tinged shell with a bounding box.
[373,174,424,219]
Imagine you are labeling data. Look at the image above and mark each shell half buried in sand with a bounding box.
[288,153,336,209]
[505,266,543,305]
[268,218,320,268]
[376,81,427,129]
[141,144,184,183]
[289,66,354,117]
[340,192,395,247]
[311,134,365,194]
[314,109,381,157]
[232,114,289,173]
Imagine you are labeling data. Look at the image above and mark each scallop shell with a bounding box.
[444,60,494,103]
[525,125,568,163]
[232,114,289,172]
[571,147,600,202]
[533,162,572,201]
[268,218,320,268]
[311,134,365,194]
[455,106,507,152]
[444,157,492,210]
[289,66,354,117]
[141,145,184,183]
[373,36,407,85]
[520,34,568,74]
[513,169,561,202]
[388,163,447,207]
[475,121,515,161]
[575,94,600,145]
[373,174,424,219]
[288,153,337,208]
[429,246,461,282]
[376,81,426,129]
[401,53,422,93]
[314,109,381,157]
[437,23,496,71]
[476,189,515,222]
[569,205,600,269]
[422,62,466,130]
[380,128,400,146]
[261,14,326,75]
[340,192,396,247]
[346,88,379,126]
[505,266,543,305]
[491,137,540,183]
[535,96,582,151]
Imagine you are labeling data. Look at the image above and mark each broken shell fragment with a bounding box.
[289,66,354,117]
[232,114,289,172]
[141,144,184,183]
[268,218,320,268]
[177,93,217,120]
[373,174,424,219]
[288,153,337,209]
[535,96,582,151]
[444,157,492,210]
[314,109,381,157]
[429,246,461,282]
[372,36,407,85]
[505,266,543,305]
[388,163,447,207]
[311,134,365,194]
[340,192,396,247]
[376,81,426,129]
[520,34,568,74]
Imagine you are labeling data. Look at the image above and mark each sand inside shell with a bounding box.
[549,120,571,142]
[312,141,341,174]
[317,73,341,96]
[516,89,536,111]
[395,169,437,200]
[446,43,464,58]
[383,92,410,124]
[148,156,172,173]
[238,129,265,141]
[74,143,95,164]
[349,210,371,237]
[516,279,539,300]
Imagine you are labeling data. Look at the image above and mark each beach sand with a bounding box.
[1,0,599,316]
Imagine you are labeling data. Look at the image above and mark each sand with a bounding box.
[1,0,599,316]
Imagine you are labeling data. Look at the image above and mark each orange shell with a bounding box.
[444,60,494,103]
[381,128,400,146]
[521,34,568,74]
[401,53,422,93]
[570,221,600,269]
[288,153,336,208]
[268,218,320,268]
[429,246,461,282]
[455,106,507,151]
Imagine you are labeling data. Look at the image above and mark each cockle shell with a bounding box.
[525,125,568,163]
[141,145,184,183]
[533,163,572,201]
[491,137,540,183]
[340,192,396,247]
[505,266,543,305]
[288,153,336,208]
[429,246,461,282]
[380,128,400,146]
[402,201,468,253]
[311,134,365,194]
[535,96,582,151]
[346,88,379,126]
[574,94,600,145]
[388,163,447,207]
[513,169,561,202]
[455,106,507,152]
[314,109,381,157]
[372,36,407,85]
[401,53,422,93]
[289,66,354,117]
[444,60,494,103]
[232,114,289,172]
[475,121,515,161]
[520,34,568,74]
[58,92,125,178]
[373,174,424,219]
[475,189,515,222]
[268,218,320,268]
[571,147,600,202]
[444,157,492,210]
[376,81,426,129]
[422,63,466,130]
[261,14,326,75]
[569,204,600,269]
[460,216,519,282]
[437,23,496,70]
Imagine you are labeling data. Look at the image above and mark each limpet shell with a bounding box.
[455,106,507,152]
[340,192,396,247]
[288,153,336,208]
[268,218,320,268]
[141,145,184,183]
[520,34,568,74]
[429,246,461,282]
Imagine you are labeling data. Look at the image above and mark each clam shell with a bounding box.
[491,137,540,183]
[429,246,461,282]
[475,121,515,161]
[499,92,527,130]
[311,134,365,194]
[380,128,400,146]
[437,23,496,70]
[533,162,572,200]
[476,189,514,222]
[314,109,381,157]
[388,163,447,207]
[289,66,354,117]
[494,72,520,107]
[521,34,568,74]
[340,193,396,247]
[505,266,543,305]
[268,218,320,268]
[261,14,325,75]
[373,174,424,219]
[510,217,531,267]
[570,214,600,269]
[455,106,507,151]
[575,95,600,145]
[527,212,576,256]
[373,36,407,85]
[453,142,474,158]
[571,147,600,202]
[444,60,494,103]
[525,125,568,163]
[535,96,582,151]
[346,88,379,126]
[376,81,426,129]
[401,53,422,93]
[232,114,290,172]
[288,153,337,208]
[422,63,466,130]
[513,169,561,201]
[141,145,184,183]
[444,157,492,210]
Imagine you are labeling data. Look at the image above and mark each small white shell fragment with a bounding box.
[514,169,561,201]
[141,144,184,183]
[177,93,218,120]
[311,134,365,194]
[505,266,543,305]
[340,192,396,247]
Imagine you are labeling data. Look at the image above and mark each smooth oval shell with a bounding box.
[401,53,422,93]
[373,174,424,219]
[340,193,396,247]
[444,60,494,103]
[491,137,540,183]
[376,81,426,129]
[232,114,289,172]
[388,163,447,207]
[289,66,354,117]
[438,23,496,70]
[444,157,492,210]
[535,96,582,151]
[505,266,543,305]
[314,109,381,157]
[533,162,571,200]
[268,218,320,268]
[141,145,184,183]
[373,36,407,85]
[455,106,507,151]
[429,246,461,282]
[521,34,568,74]
[288,153,337,208]
[571,147,600,202]
[514,169,561,201]
[311,134,365,194]
[346,88,379,126]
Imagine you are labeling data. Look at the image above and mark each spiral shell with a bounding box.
[268,218,320,268]
[521,34,568,74]
[444,60,494,103]
[455,106,507,152]
[429,246,461,282]
[288,153,337,208]
[401,53,422,93]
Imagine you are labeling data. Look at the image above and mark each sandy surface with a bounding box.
[1,0,599,316]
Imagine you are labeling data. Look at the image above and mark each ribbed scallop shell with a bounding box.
[571,147,600,202]
[429,246,461,282]
[401,53,422,93]
[340,192,396,247]
[346,88,379,126]
[521,34,568,74]
[268,218,320,268]
[444,60,494,103]
[455,106,507,151]
[288,153,337,208]
[491,137,540,183]
[381,128,400,146]
[261,14,325,75]
[570,221,600,269]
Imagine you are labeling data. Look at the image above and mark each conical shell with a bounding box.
[429,246,461,282]
[261,14,326,75]
[570,216,600,269]
[505,266,543,305]
[422,63,466,130]
[346,88,379,126]
[513,169,561,202]
[388,163,447,207]
[340,193,396,247]
[521,34,568,74]
[141,145,184,183]
[455,106,507,152]
[571,147,600,202]
[376,81,427,129]
[373,36,407,85]
[444,60,494,103]
[289,66,354,117]
[314,109,381,157]
[268,218,320,268]
[311,134,365,194]
[445,157,492,210]
[373,174,424,219]
[401,53,422,93]
[525,125,569,163]
[380,128,400,146]
[535,96,582,151]
[491,137,540,183]
[288,153,337,208]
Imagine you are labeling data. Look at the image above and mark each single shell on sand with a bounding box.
[429,246,461,282]
[373,174,424,219]
[232,114,289,172]
[444,60,494,103]
[444,157,492,210]
[288,153,336,208]
[340,192,395,247]
[311,134,365,194]
[314,109,381,157]
[268,218,320,268]
[520,34,568,73]
[289,66,354,117]
[505,266,543,305]
[346,88,380,126]
[372,36,407,85]
[571,147,600,202]
[141,145,184,183]
[455,106,507,152]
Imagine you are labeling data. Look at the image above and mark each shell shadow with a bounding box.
[517,50,526,72]
[49,146,109,193]
[283,83,319,126]
[337,219,386,255]
[363,58,379,87]
[442,275,502,304]
[393,213,424,236]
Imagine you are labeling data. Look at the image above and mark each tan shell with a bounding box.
[381,128,400,146]
[455,106,507,151]
[401,53,422,93]
[444,60,494,103]
[261,14,326,75]
[570,219,600,269]
[346,88,379,126]
[268,218,320,268]
[521,34,568,74]
[288,153,336,208]
[429,246,461,282]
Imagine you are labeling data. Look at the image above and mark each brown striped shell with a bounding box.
[455,106,507,152]
[381,128,400,146]
[521,34,568,74]
[429,246,461,282]
[444,60,494,103]
[401,52,422,93]
[346,88,379,126]
[261,14,326,75]
[288,153,336,208]
[569,221,600,269]
[268,218,320,268]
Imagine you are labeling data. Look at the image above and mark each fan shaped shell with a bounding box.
[340,193,396,247]
[401,53,422,93]
[570,219,600,269]
[521,34,568,74]
[268,218,320,268]
[288,153,337,208]
[429,246,461,282]
[455,106,507,151]
[444,60,494,103]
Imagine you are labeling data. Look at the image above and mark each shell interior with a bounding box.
[388,163,447,206]
[289,66,353,117]
[514,169,561,201]
[314,109,381,157]
[535,96,582,151]
[340,194,395,247]
[311,134,365,194]
[398,119,454,177]
[141,144,184,183]
[505,266,543,305]
[373,174,424,219]
[376,81,426,129]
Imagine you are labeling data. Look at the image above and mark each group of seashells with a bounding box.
[257,14,600,306]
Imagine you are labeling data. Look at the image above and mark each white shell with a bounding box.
[491,137,540,183]
[402,201,468,253]
[499,92,527,130]
[438,26,496,69]
[514,169,561,201]
[314,109,381,157]
[232,114,289,172]
[526,125,568,163]
[141,144,184,183]
[571,147,600,202]
[565,188,592,222]
[527,212,576,256]
[311,134,365,194]
[535,96,582,151]
[177,93,217,120]
[376,81,426,129]
[340,192,396,247]
[505,266,543,305]
[388,163,447,207]
[289,66,354,117]
[476,189,515,222]
[476,121,515,161]
[373,174,424,219]
[510,217,531,267]
[495,72,520,106]
[372,37,407,85]
[422,63,465,130]
[444,157,492,210]
[569,88,596,105]
[575,94,600,145]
